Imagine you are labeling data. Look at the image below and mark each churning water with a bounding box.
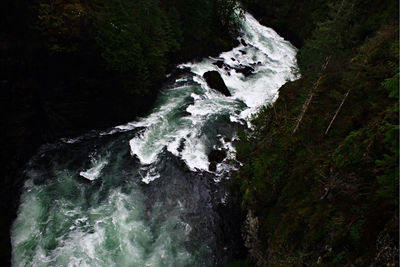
[11,12,298,266]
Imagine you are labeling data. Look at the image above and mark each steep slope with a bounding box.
[233,0,399,265]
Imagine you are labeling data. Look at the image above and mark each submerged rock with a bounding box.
[213,60,225,68]
[234,65,254,77]
[203,71,231,96]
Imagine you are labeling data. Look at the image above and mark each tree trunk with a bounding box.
[292,56,331,135]
[324,88,351,135]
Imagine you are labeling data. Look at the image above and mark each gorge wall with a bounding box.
[234,0,399,266]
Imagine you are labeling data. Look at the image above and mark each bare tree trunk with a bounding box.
[292,56,331,135]
[324,88,351,135]
[292,90,314,135]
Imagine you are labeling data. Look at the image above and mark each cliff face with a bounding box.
[235,0,399,266]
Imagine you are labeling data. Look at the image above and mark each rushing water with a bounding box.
[11,12,298,267]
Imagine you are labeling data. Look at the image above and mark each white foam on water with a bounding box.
[182,13,298,119]
[127,85,197,165]
[114,122,137,131]
[129,12,298,172]
[12,176,193,267]
[139,166,161,184]
[79,154,108,181]
[61,137,82,144]
[175,78,188,83]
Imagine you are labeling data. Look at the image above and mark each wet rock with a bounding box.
[223,137,231,143]
[250,61,263,68]
[213,60,224,68]
[179,110,192,117]
[172,66,192,77]
[203,71,231,96]
[208,149,227,163]
[77,175,94,184]
[177,138,185,153]
[234,65,254,77]
[209,161,217,172]
[243,210,268,266]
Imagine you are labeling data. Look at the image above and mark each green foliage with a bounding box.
[375,72,399,204]
[233,0,399,266]
[332,251,347,265]
[91,0,171,91]
[36,0,87,53]
[225,259,253,267]
[298,0,356,74]
[33,0,241,94]
[349,219,364,243]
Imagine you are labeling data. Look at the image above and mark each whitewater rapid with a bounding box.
[127,12,297,174]
[11,12,298,267]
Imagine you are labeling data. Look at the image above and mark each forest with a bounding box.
[233,0,399,265]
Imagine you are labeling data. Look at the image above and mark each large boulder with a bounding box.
[208,149,227,171]
[203,71,231,96]
[208,149,227,163]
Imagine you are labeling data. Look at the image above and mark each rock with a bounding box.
[223,137,231,143]
[209,161,217,171]
[172,66,192,77]
[239,49,247,55]
[243,210,268,266]
[213,60,224,68]
[240,39,248,46]
[203,71,231,96]
[208,149,227,163]
[179,110,191,117]
[234,65,254,77]
[250,61,262,67]
[177,138,185,153]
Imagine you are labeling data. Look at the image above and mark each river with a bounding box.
[11,12,298,267]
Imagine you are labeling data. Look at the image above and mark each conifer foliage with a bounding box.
[34,0,241,93]
[234,0,399,265]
